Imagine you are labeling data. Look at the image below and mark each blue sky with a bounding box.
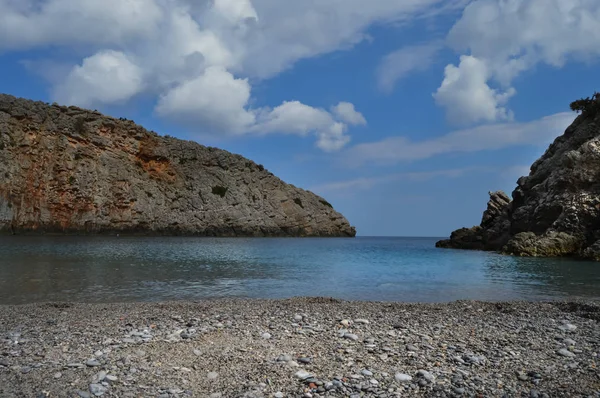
[1,0,599,236]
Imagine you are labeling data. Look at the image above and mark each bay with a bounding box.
[0,236,599,304]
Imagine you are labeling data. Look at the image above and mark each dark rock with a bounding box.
[437,99,600,260]
[0,93,355,237]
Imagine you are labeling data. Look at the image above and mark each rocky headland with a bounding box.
[0,299,599,397]
[0,94,355,237]
[437,94,600,260]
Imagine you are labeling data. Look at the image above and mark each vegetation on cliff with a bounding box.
[437,92,600,260]
[0,94,356,237]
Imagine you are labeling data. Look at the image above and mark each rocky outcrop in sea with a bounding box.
[0,94,355,236]
[437,95,600,259]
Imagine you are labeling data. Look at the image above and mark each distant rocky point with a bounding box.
[0,94,355,237]
[437,93,600,260]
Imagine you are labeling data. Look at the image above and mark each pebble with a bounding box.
[295,370,313,380]
[53,372,62,379]
[558,323,577,332]
[261,332,272,339]
[89,383,108,397]
[395,373,412,382]
[274,393,284,398]
[557,348,576,357]
[298,357,312,364]
[343,333,359,341]
[93,371,107,383]
[207,371,219,380]
[361,369,373,377]
[294,314,303,321]
[86,359,101,367]
[563,338,576,346]
[354,319,370,324]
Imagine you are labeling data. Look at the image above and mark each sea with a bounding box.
[0,236,599,304]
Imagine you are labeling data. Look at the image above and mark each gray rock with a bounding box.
[261,332,272,340]
[89,383,108,396]
[86,359,101,367]
[207,371,219,380]
[295,370,313,380]
[0,94,355,237]
[395,373,412,382]
[361,369,373,377]
[557,348,576,357]
[92,371,106,383]
[77,391,92,398]
[297,357,312,364]
[343,333,359,341]
[437,102,600,260]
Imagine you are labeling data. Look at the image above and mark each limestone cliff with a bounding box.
[437,95,600,259]
[0,94,356,237]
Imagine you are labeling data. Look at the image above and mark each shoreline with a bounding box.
[1,298,599,397]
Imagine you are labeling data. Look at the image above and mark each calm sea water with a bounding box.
[0,236,599,304]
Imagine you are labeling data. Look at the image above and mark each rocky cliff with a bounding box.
[437,95,600,259]
[0,94,356,237]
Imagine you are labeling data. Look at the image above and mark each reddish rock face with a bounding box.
[0,94,356,237]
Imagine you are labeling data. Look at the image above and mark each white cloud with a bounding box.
[343,112,575,166]
[0,0,163,49]
[331,102,367,126]
[5,0,447,150]
[54,50,144,107]
[436,0,600,122]
[157,70,363,151]
[376,43,440,93]
[156,66,255,133]
[433,55,516,125]
[312,168,477,194]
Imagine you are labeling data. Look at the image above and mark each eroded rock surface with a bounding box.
[437,102,600,259]
[0,94,355,236]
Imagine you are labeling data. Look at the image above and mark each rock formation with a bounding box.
[437,95,600,259]
[0,94,356,236]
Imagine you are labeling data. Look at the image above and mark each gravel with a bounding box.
[0,298,599,397]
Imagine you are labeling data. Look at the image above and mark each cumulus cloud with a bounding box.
[331,102,367,126]
[156,66,255,133]
[54,50,144,107]
[0,0,162,49]
[157,68,363,151]
[5,0,450,150]
[436,0,600,123]
[433,55,515,125]
[376,43,440,93]
[342,112,575,166]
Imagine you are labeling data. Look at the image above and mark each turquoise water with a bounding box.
[0,236,599,304]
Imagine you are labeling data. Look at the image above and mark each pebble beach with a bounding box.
[1,298,599,398]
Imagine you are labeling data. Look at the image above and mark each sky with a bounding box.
[0,0,599,237]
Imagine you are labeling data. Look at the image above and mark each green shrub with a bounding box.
[319,199,333,208]
[570,92,600,117]
[212,186,228,197]
[74,118,86,134]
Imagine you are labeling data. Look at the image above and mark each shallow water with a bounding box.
[0,236,598,304]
